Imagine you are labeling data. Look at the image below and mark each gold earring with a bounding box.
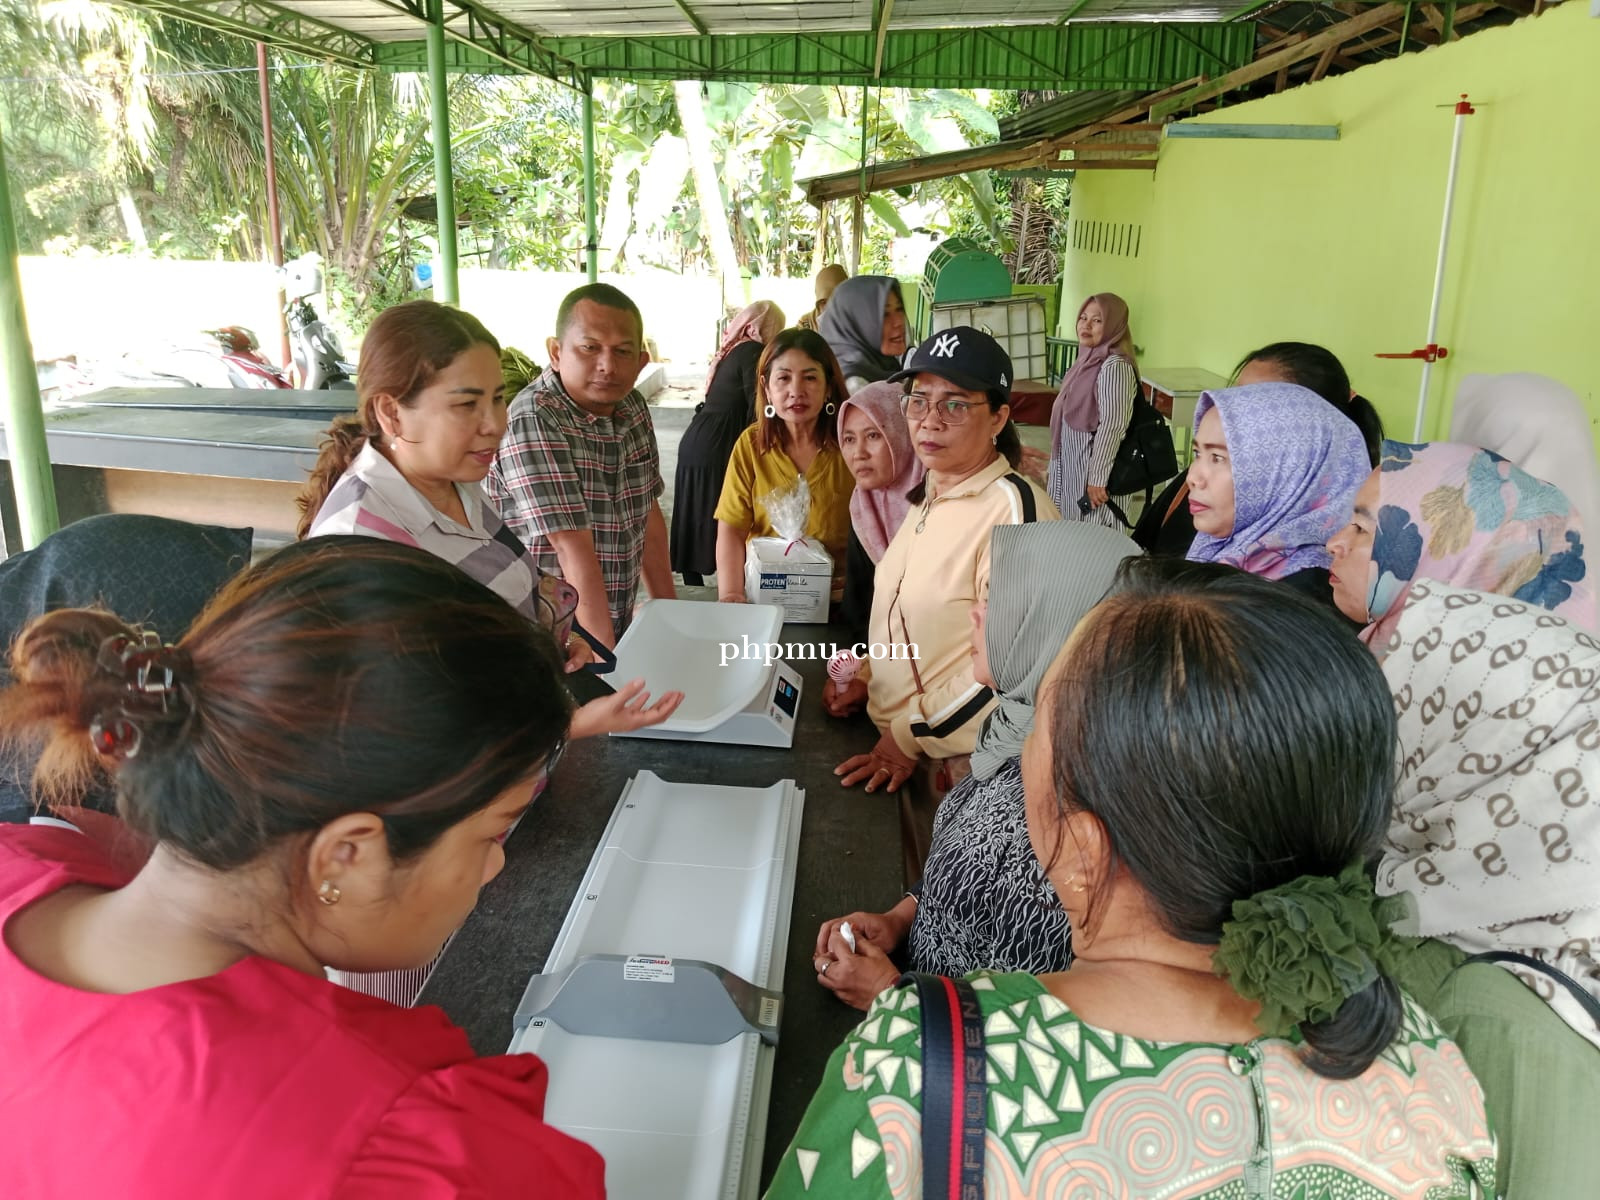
[317,879,341,906]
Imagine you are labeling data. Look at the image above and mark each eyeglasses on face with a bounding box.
[541,736,568,780]
[498,736,567,845]
[901,394,982,424]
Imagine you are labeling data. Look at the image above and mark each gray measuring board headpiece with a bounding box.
[514,954,782,1047]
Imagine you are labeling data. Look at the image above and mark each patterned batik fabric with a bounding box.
[765,972,1496,1200]
[486,368,664,636]
[905,762,1072,978]
[1362,440,1595,649]
[1186,383,1370,581]
[1380,578,1600,1048]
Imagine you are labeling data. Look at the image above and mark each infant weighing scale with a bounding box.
[510,770,804,1200]
[607,600,802,749]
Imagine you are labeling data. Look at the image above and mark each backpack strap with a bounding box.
[573,619,618,675]
[1458,950,1600,1029]
[900,972,987,1200]
[1100,498,1133,529]
[1000,473,1040,524]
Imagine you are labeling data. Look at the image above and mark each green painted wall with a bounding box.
[1059,2,1599,441]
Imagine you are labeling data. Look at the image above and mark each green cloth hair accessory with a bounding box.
[1212,862,1394,1038]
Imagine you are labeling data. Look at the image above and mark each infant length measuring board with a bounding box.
[510,770,804,1200]
[608,599,802,748]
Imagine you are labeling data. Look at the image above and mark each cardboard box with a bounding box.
[743,536,832,623]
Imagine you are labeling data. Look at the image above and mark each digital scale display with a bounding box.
[772,676,799,718]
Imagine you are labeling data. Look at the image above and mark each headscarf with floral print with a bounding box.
[1361,439,1596,650]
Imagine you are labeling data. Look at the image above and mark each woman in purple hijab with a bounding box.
[1185,382,1369,608]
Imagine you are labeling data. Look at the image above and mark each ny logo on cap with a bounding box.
[931,333,961,358]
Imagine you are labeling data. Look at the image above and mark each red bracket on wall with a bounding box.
[1454,95,1476,116]
[1376,344,1449,362]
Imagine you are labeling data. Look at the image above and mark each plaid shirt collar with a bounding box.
[537,367,645,427]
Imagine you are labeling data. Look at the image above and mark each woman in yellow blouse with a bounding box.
[714,329,855,603]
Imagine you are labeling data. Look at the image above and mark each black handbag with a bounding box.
[1106,391,1180,500]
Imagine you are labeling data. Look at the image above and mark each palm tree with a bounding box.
[271,65,436,303]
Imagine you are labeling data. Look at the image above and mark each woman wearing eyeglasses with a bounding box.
[824,327,1059,883]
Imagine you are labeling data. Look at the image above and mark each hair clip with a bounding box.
[89,713,142,761]
[97,629,182,711]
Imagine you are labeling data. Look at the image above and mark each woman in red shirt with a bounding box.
[0,537,605,1199]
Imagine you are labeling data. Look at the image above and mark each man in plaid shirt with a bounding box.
[487,284,676,646]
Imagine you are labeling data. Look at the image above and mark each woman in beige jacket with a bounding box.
[823,326,1057,881]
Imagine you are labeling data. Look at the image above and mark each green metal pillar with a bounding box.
[425,0,459,304]
[853,85,870,274]
[0,126,59,549]
[582,80,598,283]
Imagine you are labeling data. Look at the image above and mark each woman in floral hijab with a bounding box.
[1327,440,1595,650]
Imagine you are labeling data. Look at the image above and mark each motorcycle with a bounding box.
[36,256,358,401]
[205,325,294,388]
[282,255,356,391]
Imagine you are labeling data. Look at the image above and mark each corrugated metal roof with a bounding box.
[370,23,1255,89]
[249,0,1235,39]
[123,0,1257,87]
[119,0,1530,87]
[1064,0,1242,20]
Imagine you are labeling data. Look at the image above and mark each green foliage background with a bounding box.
[0,2,1069,329]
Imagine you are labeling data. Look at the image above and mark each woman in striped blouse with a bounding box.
[1047,292,1140,526]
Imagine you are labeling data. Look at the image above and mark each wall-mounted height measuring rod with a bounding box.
[1376,94,1476,441]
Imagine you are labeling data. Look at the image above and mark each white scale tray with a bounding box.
[609,600,802,748]
[510,771,804,1200]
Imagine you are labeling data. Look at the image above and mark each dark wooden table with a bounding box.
[415,623,901,1189]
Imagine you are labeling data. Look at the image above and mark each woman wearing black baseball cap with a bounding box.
[824,326,1060,882]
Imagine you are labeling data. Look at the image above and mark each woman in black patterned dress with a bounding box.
[813,520,1139,1008]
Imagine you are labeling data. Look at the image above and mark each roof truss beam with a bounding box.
[1340,2,1494,56]
[671,0,709,37]
[117,1,376,67]
[803,89,1186,202]
[369,0,585,86]
[1151,1,1405,119]
[872,0,897,80]
[365,22,1251,89]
